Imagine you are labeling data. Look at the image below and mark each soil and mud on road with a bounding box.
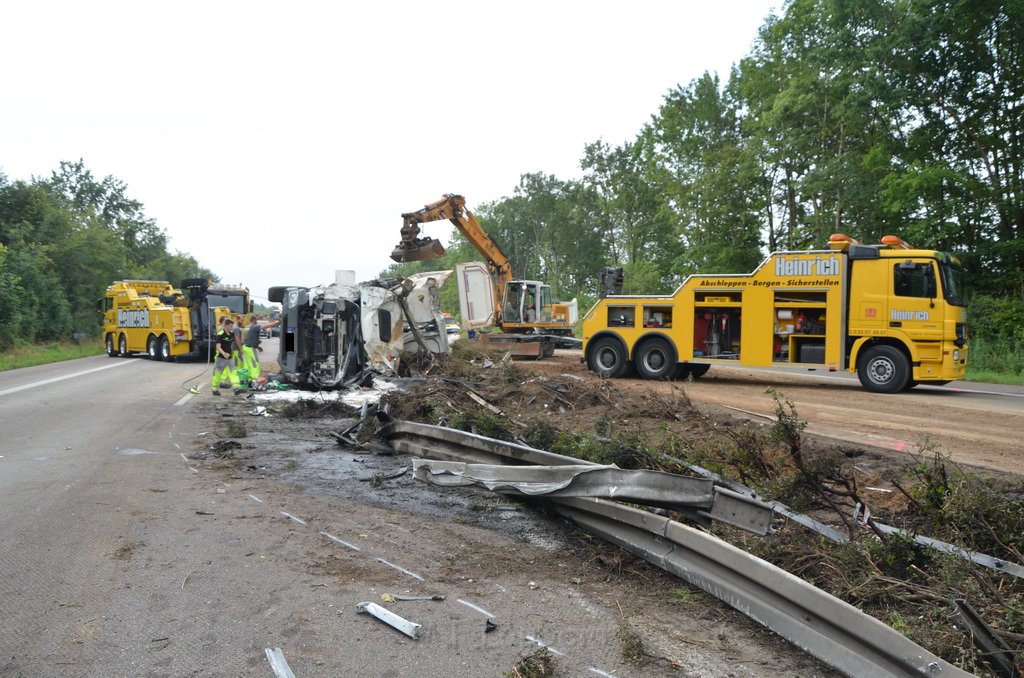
[196,343,1024,677]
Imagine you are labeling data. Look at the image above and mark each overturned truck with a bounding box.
[268,271,453,389]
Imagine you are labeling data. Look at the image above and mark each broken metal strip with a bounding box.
[556,497,971,678]
[264,647,296,678]
[683,461,849,543]
[702,486,773,535]
[393,423,1024,577]
[383,419,975,677]
[412,458,771,535]
[685,460,1024,579]
[411,459,715,505]
[874,523,1024,579]
[392,593,445,601]
[952,599,1016,678]
[380,420,587,467]
[356,601,422,639]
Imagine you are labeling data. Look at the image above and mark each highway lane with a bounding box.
[0,354,213,675]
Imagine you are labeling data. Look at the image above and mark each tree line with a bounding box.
[390,0,1023,345]
[0,160,212,349]
[4,0,1021,353]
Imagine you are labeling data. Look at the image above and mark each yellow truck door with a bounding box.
[889,259,944,344]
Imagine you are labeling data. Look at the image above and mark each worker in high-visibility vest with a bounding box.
[211,318,242,395]
[242,315,278,385]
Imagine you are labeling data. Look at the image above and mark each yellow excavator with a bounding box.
[391,194,577,337]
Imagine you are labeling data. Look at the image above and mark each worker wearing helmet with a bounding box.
[211,318,242,395]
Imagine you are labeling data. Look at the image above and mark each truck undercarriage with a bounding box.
[270,271,452,389]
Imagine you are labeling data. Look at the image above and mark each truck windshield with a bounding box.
[207,292,248,314]
[939,262,965,307]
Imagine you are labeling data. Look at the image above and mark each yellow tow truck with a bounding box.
[99,279,250,361]
[582,234,968,393]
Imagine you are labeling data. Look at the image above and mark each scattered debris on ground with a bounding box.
[207,341,1024,676]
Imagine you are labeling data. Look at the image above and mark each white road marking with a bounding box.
[0,360,136,397]
[173,391,194,407]
[525,635,565,656]
[456,598,494,618]
[375,558,423,581]
[320,531,360,551]
[248,494,264,503]
[280,511,306,525]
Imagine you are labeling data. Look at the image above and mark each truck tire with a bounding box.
[588,336,628,378]
[268,286,289,303]
[676,364,710,380]
[635,338,675,380]
[118,334,129,357]
[147,334,159,359]
[857,345,910,393]
[159,335,173,361]
[106,334,119,357]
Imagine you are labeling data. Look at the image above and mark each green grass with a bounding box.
[0,340,105,371]
[963,335,1024,385]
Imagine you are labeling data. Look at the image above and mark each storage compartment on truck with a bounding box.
[797,341,826,364]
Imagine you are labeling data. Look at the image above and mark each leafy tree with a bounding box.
[581,139,679,292]
[883,0,1024,295]
[0,244,25,349]
[45,160,168,268]
[738,0,903,249]
[0,161,219,346]
[647,71,763,275]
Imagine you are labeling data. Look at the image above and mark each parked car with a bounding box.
[443,314,460,337]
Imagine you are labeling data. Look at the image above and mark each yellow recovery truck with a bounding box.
[99,279,250,360]
[582,234,968,393]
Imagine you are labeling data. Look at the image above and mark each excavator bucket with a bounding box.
[390,237,446,263]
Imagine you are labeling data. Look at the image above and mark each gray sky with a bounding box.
[1,1,778,304]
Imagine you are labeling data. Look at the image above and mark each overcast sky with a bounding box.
[1,1,778,304]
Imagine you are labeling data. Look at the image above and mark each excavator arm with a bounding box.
[390,194,513,301]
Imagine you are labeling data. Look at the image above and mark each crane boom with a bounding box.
[391,194,513,315]
[391,194,577,338]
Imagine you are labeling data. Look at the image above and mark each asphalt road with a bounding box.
[0,353,664,677]
[0,355,216,675]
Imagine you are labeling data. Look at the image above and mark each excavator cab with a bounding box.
[503,281,551,324]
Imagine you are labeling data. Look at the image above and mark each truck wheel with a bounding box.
[676,364,710,380]
[268,286,289,303]
[857,345,909,393]
[106,334,119,357]
[588,337,628,378]
[147,334,159,359]
[635,338,676,380]
[118,334,129,357]
[159,336,173,361]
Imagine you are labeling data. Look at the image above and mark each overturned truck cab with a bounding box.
[268,270,453,389]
